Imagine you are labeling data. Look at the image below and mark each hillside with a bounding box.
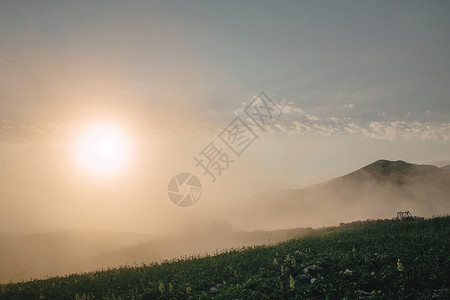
[0,224,316,284]
[90,226,316,269]
[226,160,450,230]
[1,216,448,299]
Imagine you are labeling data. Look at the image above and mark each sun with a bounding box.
[75,124,130,176]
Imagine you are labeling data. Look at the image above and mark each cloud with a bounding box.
[2,98,449,146]
[235,100,450,142]
[0,121,72,145]
[0,118,220,146]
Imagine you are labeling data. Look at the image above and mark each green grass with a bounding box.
[1,216,449,299]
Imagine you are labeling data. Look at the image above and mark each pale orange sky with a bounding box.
[1,0,449,234]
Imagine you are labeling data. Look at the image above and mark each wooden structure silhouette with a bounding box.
[397,211,413,221]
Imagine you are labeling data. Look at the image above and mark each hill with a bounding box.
[0,224,316,283]
[90,225,316,269]
[1,216,448,299]
[225,160,450,230]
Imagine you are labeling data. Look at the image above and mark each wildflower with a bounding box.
[158,281,165,294]
[343,269,353,276]
[284,254,291,263]
[397,259,404,272]
[289,275,295,290]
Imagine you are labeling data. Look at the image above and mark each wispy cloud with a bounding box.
[0,118,220,146]
[0,121,73,145]
[2,98,449,146]
[236,100,450,141]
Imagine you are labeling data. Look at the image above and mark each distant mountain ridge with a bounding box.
[350,159,415,175]
[338,160,449,187]
[344,159,447,178]
[226,159,450,231]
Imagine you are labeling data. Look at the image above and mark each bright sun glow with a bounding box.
[76,124,130,176]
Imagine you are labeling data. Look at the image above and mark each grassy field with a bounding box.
[1,216,449,299]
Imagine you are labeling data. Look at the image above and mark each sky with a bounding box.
[0,0,449,233]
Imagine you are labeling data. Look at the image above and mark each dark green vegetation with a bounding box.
[1,216,449,299]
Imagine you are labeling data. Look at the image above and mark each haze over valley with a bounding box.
[1,1,449,294]
[1,159,448,283]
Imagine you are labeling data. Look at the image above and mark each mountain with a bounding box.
[225,160,450,230]
[345,159,448,177]
[441,165,450,170]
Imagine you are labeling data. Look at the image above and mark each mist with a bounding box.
[1,157,449,283]
[1,0,450,285]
